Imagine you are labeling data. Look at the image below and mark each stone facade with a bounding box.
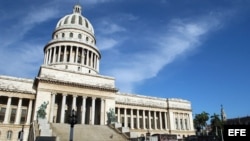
[0,4,195,141]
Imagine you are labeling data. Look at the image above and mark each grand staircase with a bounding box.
[50,123,128,141]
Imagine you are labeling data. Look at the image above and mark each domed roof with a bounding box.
[56,4,94,34]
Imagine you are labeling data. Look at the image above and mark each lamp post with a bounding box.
[18,125,24,141]
[68,109,77,141]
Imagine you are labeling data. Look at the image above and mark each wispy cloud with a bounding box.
[106,15,221,92]
[0,2,59,78]
[98,21,126,35]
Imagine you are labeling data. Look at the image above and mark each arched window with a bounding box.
[86,37,89,42]
[70,33,73,38]
[7,130,12,140]
[85,19,89,28]
[71,15,76,24]
[78,34,82,39]
[79,16,83,25]
[62,33,65,38]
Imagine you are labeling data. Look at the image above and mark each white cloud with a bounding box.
[97,37,118,50]
[107,16,221,92]
[0,43,43,78]
[97,21,126,35]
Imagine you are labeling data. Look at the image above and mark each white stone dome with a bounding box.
[56,4,94,34]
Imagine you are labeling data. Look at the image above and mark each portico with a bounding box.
[49,93,107,125]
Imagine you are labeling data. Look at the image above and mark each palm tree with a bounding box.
[210,113,223,136]
[193,111,209,135]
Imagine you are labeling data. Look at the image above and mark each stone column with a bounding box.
[45,50,48,64]
[70,46,73,63]
[81,96,86,124]
[53,47,56,63]
[97,58,99,72]
[117,108,120,123]
[82,49,85,65]
[130,109,134,129]
[60,94,67,123]
[148,110,151,130]
[3,97,12,124]
[164,112,168,130]
[75,47,79,63]
[26,99,33,125]
[48,48,52,64]
[124,108,127,127]
[86,50,89,66]
[63,46,67,62]
[159,112,163,130]
[136,109,140,129]
[143,110,146,129]
[50,93,56,123]
[72,95,77,111]
[58,46,61,62]
[91,97,96,125]
[154,111,157,129]
[100,98,105,125]
[14,98,22,124]
[90,51,93,67]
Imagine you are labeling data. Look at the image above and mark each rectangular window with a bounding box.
[0,107,6,122]
[180,119,183,130]
[185,119,188,130]
[175,118,179,130]
[21,109,27,124]
[10,108,16,123]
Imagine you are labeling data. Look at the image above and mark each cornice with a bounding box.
[35,77,118,92]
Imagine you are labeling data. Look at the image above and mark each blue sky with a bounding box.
[0,0,250,120]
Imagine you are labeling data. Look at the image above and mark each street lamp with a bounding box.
[18,125,24,141]
[68,109,77,141]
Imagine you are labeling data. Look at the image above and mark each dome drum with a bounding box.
[44,44,100,74]
[52,29,96,47]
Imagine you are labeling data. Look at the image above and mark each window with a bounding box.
[185,119,188,130]
[21,109,27,124]
[180,119,183,130]
[70,33,73,38]
[85,19,89,28]
[71,15,76,24]
[79,16,82,25]
[10,108,16,123]
[7,130,12,140]
[175,118,179,130]
[86,37,89,42]
[0,107,6,122]
[78,34,82,39]
[62,33,65,38]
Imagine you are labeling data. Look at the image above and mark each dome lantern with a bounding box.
[73,4,82,14]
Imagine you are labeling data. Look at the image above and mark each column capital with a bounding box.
[51,92,57,95]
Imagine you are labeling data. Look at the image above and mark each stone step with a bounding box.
[51,123,127,141]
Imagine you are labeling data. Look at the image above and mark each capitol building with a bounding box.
[0,4,195,141]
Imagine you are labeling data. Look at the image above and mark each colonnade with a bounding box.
[0,96,33,125]
[173,112,191,130]
[49,93,106,125]
[44,45,99,70]
[116,107,169,130]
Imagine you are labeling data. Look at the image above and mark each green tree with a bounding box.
[210,113,223,137]
[193,111,209,135]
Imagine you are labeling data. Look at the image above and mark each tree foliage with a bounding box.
[210,113,224,136]
[193,111,209,134]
